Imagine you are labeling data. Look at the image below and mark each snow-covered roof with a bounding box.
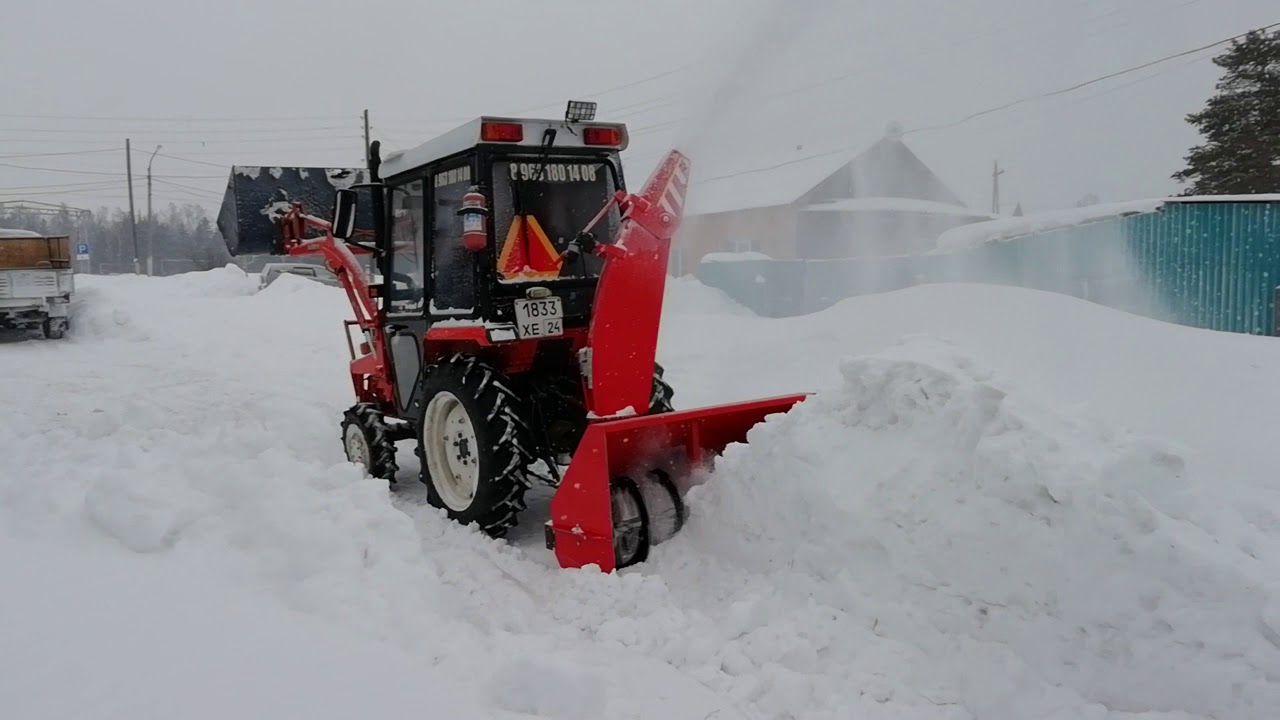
[683,148,857,217]
[933,199,1165,252]
[803,196,996,219]
[935,193,1280,252]
[1163,194,1280,203]
[0,228,43,239]
[700,251,774,263]
[681,129,966,218]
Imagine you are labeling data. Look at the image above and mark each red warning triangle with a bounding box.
[498,215,562,280]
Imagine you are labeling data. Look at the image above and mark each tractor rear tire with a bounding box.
[416,354,536,538]
[341,403,400,483]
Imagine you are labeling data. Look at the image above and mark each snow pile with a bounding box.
[662,273,756,317]
[674,335,1279,718]
[2,270,1279,719]
[934,199,1164,251]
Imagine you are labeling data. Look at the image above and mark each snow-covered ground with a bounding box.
[2,267,1279,719]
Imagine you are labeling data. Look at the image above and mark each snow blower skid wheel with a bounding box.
[610,469,685,569]
[417,356,536,538]
[340,403,400,483]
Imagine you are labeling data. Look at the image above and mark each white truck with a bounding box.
[0,229,74,339]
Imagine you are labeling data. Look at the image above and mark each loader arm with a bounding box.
[275,204,394,407]
[581,150,691,419]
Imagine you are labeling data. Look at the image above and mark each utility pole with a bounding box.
[146,144,162,276]
[991,160,1005,215]
[125,138,140,274]
[363,109,371,166]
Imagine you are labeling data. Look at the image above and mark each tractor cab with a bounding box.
[331,101,630,350]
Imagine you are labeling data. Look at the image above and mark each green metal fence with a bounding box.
[694,199,1280,336]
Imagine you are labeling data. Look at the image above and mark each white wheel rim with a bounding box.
[424,391,480,512]
[344,423,371,471]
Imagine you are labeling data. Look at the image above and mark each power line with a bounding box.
[693,20,1280,187]
[151,178,223,198]
[0,148,121,160]
[0,136,360,147]
[0,112,355,123]
[908,19,1280,136]
[0,183,127,198]
[132,149,232,169]
[0,161,230,179]
[0,180,126,191]
[1,124,354,136]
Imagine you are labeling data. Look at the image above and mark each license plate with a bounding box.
[513,297,563,338]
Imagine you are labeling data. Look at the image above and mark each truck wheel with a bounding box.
[42,318,67,340]
[416,354,535,538]
[340,403,400,483]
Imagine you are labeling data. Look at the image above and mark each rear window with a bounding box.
[490,157,620,282]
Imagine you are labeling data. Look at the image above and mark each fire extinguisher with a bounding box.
[458,186,488,252]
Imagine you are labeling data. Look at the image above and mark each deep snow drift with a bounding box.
[2,267,1278,719]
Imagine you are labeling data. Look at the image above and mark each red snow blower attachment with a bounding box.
[216,103,806,572]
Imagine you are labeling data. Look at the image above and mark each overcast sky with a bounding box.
[1,0,1276,221]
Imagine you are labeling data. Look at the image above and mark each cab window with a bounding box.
[430,161,478,314]
[388,179,425,314]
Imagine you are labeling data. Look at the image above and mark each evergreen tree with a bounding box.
[1172,28,1280,195]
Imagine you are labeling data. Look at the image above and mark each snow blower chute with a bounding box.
[216,102,806,572]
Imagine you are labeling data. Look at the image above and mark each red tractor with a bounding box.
[223,102,806,571]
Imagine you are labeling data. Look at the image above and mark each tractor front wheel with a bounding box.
[416,355,535,538]
[340,403,400,483]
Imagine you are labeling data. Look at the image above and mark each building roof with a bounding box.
[683,131,965,217]
[684,149,855,217]
[0,228,44,239]
[803,196,995,219]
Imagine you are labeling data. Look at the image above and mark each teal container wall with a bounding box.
[692,200,1280,334]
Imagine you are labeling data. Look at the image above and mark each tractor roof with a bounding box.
[379,116,629,180]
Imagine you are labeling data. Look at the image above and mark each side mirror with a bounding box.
[330,188,358,240]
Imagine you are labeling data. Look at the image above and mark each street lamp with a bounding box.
[147,144,162,276]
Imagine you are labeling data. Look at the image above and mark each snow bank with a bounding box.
[662,273,755,317]
[673,335,1279,718]
[935,199,1164,251]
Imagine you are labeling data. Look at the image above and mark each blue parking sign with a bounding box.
[76,243,89,255]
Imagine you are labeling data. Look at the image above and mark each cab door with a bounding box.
[384,176,428,416]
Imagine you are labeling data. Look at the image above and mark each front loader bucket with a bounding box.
[546,393,808,572]
[216,165,372,257]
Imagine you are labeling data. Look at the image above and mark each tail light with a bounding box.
[583,126,624,146]
[482,122,524,142]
